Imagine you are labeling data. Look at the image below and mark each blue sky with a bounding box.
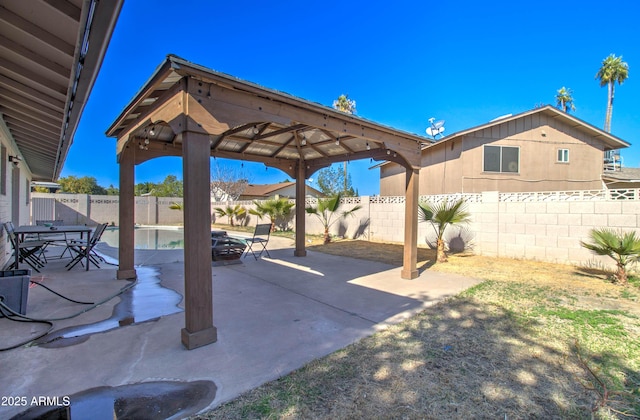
[62,0,640,196]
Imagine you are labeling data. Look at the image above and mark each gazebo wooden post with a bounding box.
[401,167,419,279]
[294,161,307,257]
[117,145,136,280]
[180,130,217,350]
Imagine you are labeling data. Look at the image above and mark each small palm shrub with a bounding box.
[305,194,362,244]
[214,205,246,227]
[581,228,640,285]
[418,198,471,263]
[249,196,295,232]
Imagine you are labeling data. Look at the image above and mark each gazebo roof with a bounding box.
[106,55,430,178]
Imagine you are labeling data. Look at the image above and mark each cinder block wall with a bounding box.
[30,190,640,270]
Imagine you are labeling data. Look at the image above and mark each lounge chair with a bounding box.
[244,223,272,260]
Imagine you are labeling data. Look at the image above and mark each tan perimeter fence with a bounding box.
[30,189,640,269]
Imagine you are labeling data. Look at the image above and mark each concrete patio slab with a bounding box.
[0,235,480,418]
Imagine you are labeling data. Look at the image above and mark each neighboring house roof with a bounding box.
[372,105,631,170]
[0,0,124,181]
[602,167,640,183]
[241,182,323,198]
[427,105,630,151]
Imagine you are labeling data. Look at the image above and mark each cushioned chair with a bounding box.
[65,223,108,270]
[244,223,272,260]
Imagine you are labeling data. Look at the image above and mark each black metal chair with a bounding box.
[3,222,46,272]
[34,219,69,260]
[65,223,108,270]
[244,223,272,260]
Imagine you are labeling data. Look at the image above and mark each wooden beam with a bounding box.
[5,117,60,139]
[401,167,419,279]
[0,74,66,110]
[189,83,423,167]
[117,145,137,280]
[0,5,75,56]
[1,107,61,131]
[0,34,71,79]
[0,56,68,96]
[181,130,217,350]
[294,161,307,256]
[0,87,65,120]
[43,0,82,21]
[116,82,187,156]
[1,101,62,128]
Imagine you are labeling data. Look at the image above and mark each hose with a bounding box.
[0,278,137,351]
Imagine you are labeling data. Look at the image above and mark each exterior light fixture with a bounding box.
[149,126,156,136]
[252,126,260,135]
[366,142,370,150]
[8,155,22,165]
[386,149,391,155]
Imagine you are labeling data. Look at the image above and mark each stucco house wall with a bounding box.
[380,107,628,196]
[1,121,33,269]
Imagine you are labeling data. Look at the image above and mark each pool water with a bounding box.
[100,226,184,250]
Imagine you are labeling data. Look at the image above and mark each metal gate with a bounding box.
[31,197,55,224]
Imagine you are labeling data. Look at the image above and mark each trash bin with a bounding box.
[0,269,31,317]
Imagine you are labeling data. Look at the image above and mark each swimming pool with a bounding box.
[100,226,184,250]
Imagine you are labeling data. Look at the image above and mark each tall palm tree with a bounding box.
[305,194,362,244]
[555,87,576,113]
[580,228,640,285]
[595,54,629,133]
[332,94,356,114]
[418,198,471,263]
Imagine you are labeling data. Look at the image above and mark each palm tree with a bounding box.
[305,194,362,244]
[580,228,640,285]
[214,205,246,227]
[249,196,295,231]
[332,94,356,114]
[418,198,471,263]
[555,87,576,113]
[595,54,629,132]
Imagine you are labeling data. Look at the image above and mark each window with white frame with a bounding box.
[557,149,569,163]
[483,145,519,173]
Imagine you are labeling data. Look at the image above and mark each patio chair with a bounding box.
[65,223,108,270]
[34,219,68,260]
[3,222,46,272]
[244,223,272,260]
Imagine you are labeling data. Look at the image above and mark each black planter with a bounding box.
[0,269,31,317]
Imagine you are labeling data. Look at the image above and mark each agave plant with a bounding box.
[581,228,640,285]
[418,198,471,263]
[214,205,246,227]
[249,196,295,232]
[305,194,362,244]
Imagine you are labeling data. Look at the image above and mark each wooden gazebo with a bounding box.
[106,55,430,349]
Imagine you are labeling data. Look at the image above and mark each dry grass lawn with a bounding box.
[195,238,640,419]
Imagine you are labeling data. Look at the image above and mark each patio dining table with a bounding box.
[14,225,94,271]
